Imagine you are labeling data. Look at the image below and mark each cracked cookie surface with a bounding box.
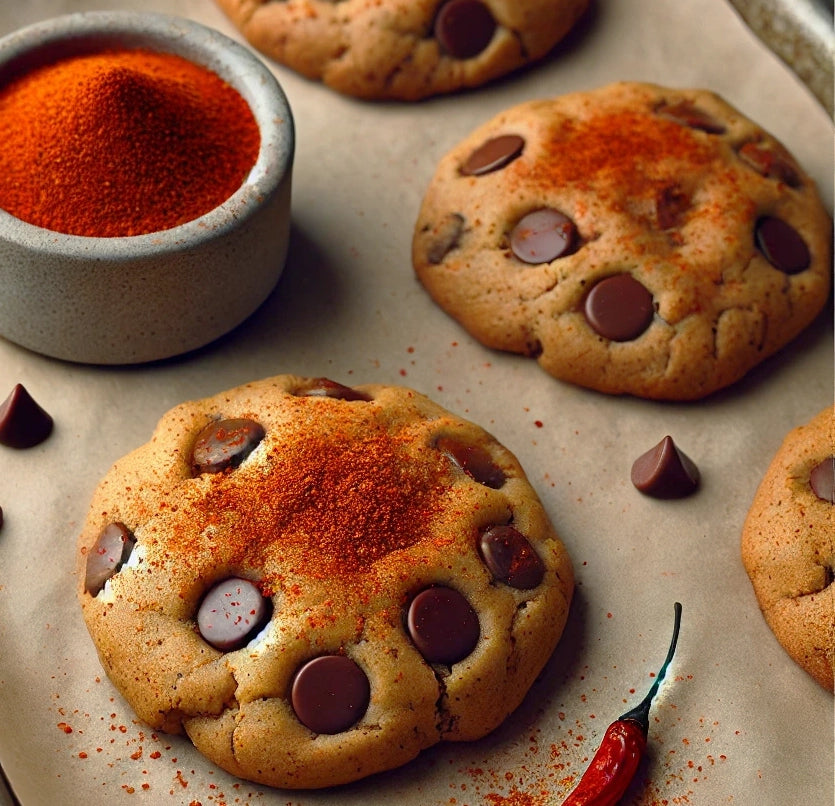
[742,405,835,691]
[412,81,832,400]
[76,375,574,788]
[214,0,589,100]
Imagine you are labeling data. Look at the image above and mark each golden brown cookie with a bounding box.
[214,0,589,100]
[742,406,834,691]
[412,81,832,400]
[76,375,574,788]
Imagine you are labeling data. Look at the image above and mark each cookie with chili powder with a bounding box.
[741,405,835,691]
[412,81,832,400]
[76,375,574,788]
[214,0,589,100]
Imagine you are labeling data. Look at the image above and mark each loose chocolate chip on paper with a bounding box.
[755,216,811,274]
[510,208,577,264]
[584,274,655,341]
[0,384,53,449]
[291,655,370,734]
[191,417,266,475]
[809,457,835,504]
[435,0,497,59]
[461,134,525,176]
[631,435,700,499]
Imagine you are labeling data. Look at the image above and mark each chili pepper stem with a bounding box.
[618,602,683,735]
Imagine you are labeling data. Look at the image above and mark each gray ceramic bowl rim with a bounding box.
[0,10,294,260]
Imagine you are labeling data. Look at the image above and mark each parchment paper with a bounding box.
[0,1,832,804]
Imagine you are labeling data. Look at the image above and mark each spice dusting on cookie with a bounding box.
[0,49,259,236]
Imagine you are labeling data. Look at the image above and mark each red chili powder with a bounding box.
[0,48,260,236]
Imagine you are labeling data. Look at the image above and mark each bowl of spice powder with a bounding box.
[0,11,294,364]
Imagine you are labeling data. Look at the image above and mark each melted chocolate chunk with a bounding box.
[407,586,480,665]
[427,213,465,264]
[291,655,370,734]
[755,216,811,274]
[584,274,655,341]
[461,134,525,176]
[479,525,544,589]
[738,141,801,187]
[196,577,271,652]
[510,208,577,264]
[810,457,835,504]
[631,435,700,499]
[657,101,726,134]
[434,0,496,59]
[655,185,690,230]
[0,384,53,449]
[84,522,136,596]
[192,418,266,475]
[436,436,505,488]
[295,378,373,401]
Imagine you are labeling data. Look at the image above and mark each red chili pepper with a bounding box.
[561,602,683,806]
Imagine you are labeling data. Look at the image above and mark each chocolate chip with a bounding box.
[196,577,271,651]
[655,185,690,230]
[584,274,654,341]
[738,142,801,187]
[478,525,544,589]
[192,418,266,475]
[436,436,505,488]
[427,213,465,264]
[755,216,811,274]
[84,522,136,596]
[407,586,480,665]
[0,384,53,449]
[291,655,370,734]
[510,208,577,264]
[657,101,725,134]
[461,134,525,176]
[631,436,700,499]
[295,378,373,401]
[434,0,496,59]
[810,457,835,503]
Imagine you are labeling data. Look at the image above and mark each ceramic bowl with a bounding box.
[0,11,294,364]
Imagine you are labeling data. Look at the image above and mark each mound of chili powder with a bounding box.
[0,48,260,237]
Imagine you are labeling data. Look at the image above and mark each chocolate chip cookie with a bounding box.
[412,81,832,400]
[77,375,574,788]
[741,406,834,691]
[214,0,589,100]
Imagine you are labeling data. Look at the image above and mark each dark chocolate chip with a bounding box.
[631,435,700,499]
[738,142,801,187]
[436,436,505,488]
[192,418,266,475]
[196,577,271,651]
[295,378,373,402]
[434,0,496,59]
[755,216,811,274]
[84,522,136,596]
[291,655,370,734]
[407,586,480,665]
[510,208,577,264]
[584,274,654,341]
[461,134,525,176]
[810,457,835,503]
[478,525,544,589]
[657,101,726,134]
[655,185,690,229]
[0,384,53,449]
[427,213,465,264]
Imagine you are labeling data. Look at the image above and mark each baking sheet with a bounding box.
[0,1,832,804]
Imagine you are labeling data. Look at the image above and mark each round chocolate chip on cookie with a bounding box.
[77,375,574,788]
[412,81,832,400]
[741,406,834,691]
[213,0,589,100]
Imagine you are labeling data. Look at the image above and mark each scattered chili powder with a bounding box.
[0,48,260,236]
